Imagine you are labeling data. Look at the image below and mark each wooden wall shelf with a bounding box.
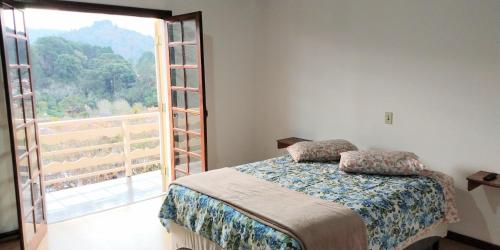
[466,171,500,191]
[277,137,310,149]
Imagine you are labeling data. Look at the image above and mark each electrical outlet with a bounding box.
[385,112,393,125]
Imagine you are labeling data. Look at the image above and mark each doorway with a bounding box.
[23,8,167,223]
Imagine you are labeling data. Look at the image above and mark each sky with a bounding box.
[24,8,157,37]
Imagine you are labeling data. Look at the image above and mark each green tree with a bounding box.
[30,35,158,120]
[134,51,158,106]
[32,37,77,77]
[58,95,89,117]
[54,54,83,80]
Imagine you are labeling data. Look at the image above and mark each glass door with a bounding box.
[165,12,207,180]
[0,3,47,250]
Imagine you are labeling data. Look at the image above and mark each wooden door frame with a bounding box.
[0,1,173,249]
[154,20,171,190]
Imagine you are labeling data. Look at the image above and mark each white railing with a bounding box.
[39,112,161,192]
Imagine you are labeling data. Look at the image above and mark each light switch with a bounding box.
[385,112,393,125]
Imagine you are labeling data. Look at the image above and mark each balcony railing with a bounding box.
[39,112,162,192]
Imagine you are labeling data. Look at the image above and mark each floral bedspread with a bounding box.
[159,156,447,250]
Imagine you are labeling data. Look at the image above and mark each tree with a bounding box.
[54,54,83,80]
[30,35,158,120]
[32,37,77,77]
[135,51,158,107]
[58,95,89,117]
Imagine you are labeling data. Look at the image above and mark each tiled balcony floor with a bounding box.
[46,170,164,223]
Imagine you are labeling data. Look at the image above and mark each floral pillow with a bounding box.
[339,150,425,175]
[287,139,358,162]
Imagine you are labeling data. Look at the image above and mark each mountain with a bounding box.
[28,20,154,61]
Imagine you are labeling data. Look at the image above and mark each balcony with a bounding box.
[39,112,165,222]
[45,170,162,223]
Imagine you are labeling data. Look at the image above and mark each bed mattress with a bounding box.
[160,156,451,249]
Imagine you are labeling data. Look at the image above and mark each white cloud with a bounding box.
[24,8,157,37]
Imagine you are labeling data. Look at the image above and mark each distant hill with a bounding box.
[28,20,154,61]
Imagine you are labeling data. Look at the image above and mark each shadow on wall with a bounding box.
[484,188,500,214]
[203,34,218,170]
[452,189,490,242]
[254,40,298,160]
[481,187,500,241]
[450,165,500,243]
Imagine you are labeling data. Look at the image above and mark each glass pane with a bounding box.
[21,80,31,94]
[26,124,37,149]
[184,45,197,65]
[185,68,198,88]
[24,97,34,122]
[186,91,199,111]
[29,151,39,178]
[167,22,182,42]
[34,200,44,231]
[22,184,33,216]
[13,99,24,126]
[17,40,28,65]
[23,212,35,243]
[19,156,30,186]
[10,68,21,96]
[3,9,15,33]
[172,111,186,130]
[20,68,30,81]
[188,155,202,174]
[6,36,17,65]
[14,10,25,36]
[169,46,183,65]
[183,20,196,42]
[188,134,201,155]
[173,131,187,150]
[16,128,27,156]
[32,175,41,202]
[170,68,184,87]
[174,152,187,171]
[20,68,31,94]
[171,90,185,109]
[187,113,200,133]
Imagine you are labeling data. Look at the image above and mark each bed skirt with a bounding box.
[169,221,448,250]
[170,222,222,250]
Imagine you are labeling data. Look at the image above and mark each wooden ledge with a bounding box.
[276,137,310,149]
[466,171,500,191]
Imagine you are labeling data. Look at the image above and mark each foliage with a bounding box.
[31,36,158,120]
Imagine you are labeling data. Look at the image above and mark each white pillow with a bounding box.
[287,139,358,162]
[339,150,425,175]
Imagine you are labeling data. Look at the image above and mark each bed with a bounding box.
[159,155,457,250]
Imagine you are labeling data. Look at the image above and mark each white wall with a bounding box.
[254,0,500,245]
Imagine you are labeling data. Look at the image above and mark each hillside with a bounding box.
[31,36,158,119]
[28,20,154,61]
